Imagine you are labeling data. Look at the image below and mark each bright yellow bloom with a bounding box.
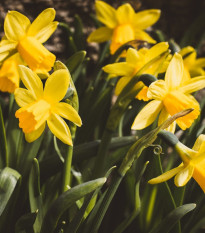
[87,1,160,54]
[103,42,169,100]
[14,66,82,145]
[0,53,24,93]
[132,53,205,133]
[0,8,58,73]
[149,134,205,193]
[179,46,205,78]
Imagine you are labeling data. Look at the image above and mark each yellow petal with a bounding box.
[133,29,156,44]
[192,134,205,152]
[147,80,167,100]
[163,91,200,130]
[0,59,20,93]
[149,164,184,184]
[47,113,73,145]
[193,157,205,192]
[53,102,82,126]
[17,36,56,73]
[116,3,135,24]
[174,165,194,187]
[126,48,141,65]
[133,9,161,29]
[27,8,56,38]
[0,41,17,54]
[179,46,194,58]
[44,69,70,103]
[87,27,113,43]
[95,1,117,28]
[14,88,35,107]
[179,76,205,94]
[136,85,149,101]
[131,100,162,130]
[195,58,205,68]
[146,42,169,62]
[4,11,30,41]
[103,63,134,77]
[158,108,176,133]
[25,123,45,143]
[33,22,58,43]
[18,65,43,100]
[165,53,184,90]
[115,77,131,96]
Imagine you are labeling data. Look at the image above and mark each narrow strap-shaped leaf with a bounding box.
[149,203,196,233]
[29,158,43,233]
[0,167,21,216]
[15,212,37,233]
[40,177,106,233]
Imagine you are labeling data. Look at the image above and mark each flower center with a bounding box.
[110,24,135,54]
[17,36,56,73]
[15,99,51,133]
[163,91,200,130]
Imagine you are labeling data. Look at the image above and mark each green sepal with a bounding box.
[158,130,179,147]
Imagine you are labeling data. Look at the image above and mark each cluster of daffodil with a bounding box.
[1,1,205,233]
[0,8,82,146]
[90,1,205,192]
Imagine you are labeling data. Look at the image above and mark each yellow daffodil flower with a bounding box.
[87,1,160,54]
[132,53,205,133]
[0,8,58,73]
[179,46,205,78]
[0,53,24,93]
[149,134,205,192]
[103,42,169,100]
[14,66,82,145]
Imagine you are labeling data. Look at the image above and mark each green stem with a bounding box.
[62,145,74,192]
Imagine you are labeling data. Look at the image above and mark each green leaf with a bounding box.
[29,158,43,233]
[40,177,106,233]
[15,212,37,233]
[0,104,8,167]
[149,203,196,233]
[0,167,21,216]
[65,50,86,74]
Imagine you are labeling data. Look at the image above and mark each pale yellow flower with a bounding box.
[149,134,205,193]
[179,46,205,78]
[0,8,58,73]
[14,66,82,145]
[87,1,160,54]
[132,53,205,133]
[103,42,169,100]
